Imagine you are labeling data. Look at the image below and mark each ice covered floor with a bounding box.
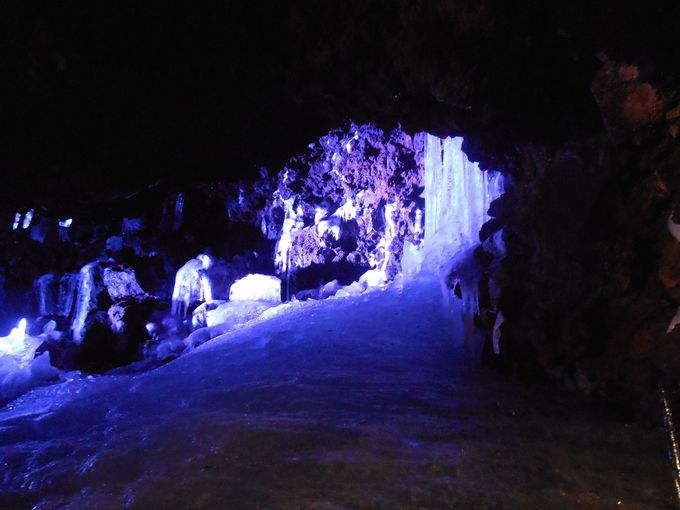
[0,277,673,509]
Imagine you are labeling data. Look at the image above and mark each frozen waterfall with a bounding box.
[423,135,504,269]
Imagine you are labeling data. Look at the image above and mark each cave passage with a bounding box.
[0,275,669,509]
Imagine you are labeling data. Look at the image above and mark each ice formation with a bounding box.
[57,273,79,318]
[171,254,214,316]
[22,209,34,230]
[173,192,184,230]
[72,263,146,342]
[35,274,57,316]
[422,135,504,269]
[274,197,298,274]
[420,134,505,351]
[71,263,102,343]
[58,218,73,228]
[0,319,30,359]
[11,212,21,230]
[0,318,58,404]
[229,274,282,302]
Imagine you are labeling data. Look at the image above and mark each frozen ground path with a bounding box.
[0,276,673,509]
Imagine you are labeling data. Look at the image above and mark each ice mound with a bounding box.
[229,274,281,302]
[0,319,59,404]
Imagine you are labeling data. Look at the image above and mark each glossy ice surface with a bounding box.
[0,277,673,509]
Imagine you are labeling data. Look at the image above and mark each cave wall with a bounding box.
[479,59,680,412]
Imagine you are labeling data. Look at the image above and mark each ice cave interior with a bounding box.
[0,126,505,405]
[4,3,680,508]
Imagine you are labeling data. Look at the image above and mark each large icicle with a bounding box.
[423,135,504,269]
[422,134,504,337]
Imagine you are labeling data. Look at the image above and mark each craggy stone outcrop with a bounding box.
[258,123,424,292]
[463,60,680,415]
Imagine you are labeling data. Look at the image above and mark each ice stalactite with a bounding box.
[21,209,34,230]
[171,192,184,231]
[423,135,504,267]
[35,274,57,316]
[381,201,398,275]
[11,212,21,230]
[71,263,102,343]
[274,197,305,300]
[58,273,80,319]
[72,262,147,341]
[422,134,504,343]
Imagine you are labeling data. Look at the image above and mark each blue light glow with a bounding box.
[58,218,73,228]
[22,209,34,230]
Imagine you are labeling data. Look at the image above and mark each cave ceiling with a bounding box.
[1,2,679,212]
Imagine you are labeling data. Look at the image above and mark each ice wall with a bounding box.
[423,135,504,270]
[422,134,504,353]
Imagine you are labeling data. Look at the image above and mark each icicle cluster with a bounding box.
[423,135,504,268]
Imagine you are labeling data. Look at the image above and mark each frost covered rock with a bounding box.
[72,262,147,343]
[359,268,387,288]
[108,297,156,336]
[229,274,281,302]
[102,266,145,301]
[185,301,274,348]
[76,295,153,373]
[191,300,228,329]
[334,281,365,298]
[319,279,341,299]
[244,124,425,295]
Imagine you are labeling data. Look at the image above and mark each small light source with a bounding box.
[11,213,21,230]
[58,218,73,228]
[22,209,34,229]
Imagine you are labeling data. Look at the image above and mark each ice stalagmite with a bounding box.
[171,255,214,317]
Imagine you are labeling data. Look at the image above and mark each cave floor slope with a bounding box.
[0,276,672,509]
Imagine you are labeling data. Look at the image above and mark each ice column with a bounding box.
[71,263,101,343]
[423,135,504,269]
[35,274,57,316]
[171,254,213,316]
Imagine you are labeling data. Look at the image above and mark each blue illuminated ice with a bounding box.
[274,197,299,274]
[171,254,214,316]
[173,192,184,230]
[58,218,73,228]
[21,209,34,230]
[11,212,21,230]
[422,135,504,269]
[0,318,58,404]
[229,274,281,302]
